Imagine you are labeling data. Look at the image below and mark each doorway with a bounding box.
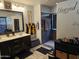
[41,13,56,43]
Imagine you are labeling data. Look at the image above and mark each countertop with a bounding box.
[0,32,30,42]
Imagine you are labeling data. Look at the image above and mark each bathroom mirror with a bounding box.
[0,10,24,35]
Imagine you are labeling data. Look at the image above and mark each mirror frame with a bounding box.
[0,9,24,35]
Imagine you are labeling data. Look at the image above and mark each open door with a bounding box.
[41,13,57,43]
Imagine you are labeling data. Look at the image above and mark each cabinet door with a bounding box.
[69,54,77,59]
[0,41,12,56]
[56,50,67,59]
[0,47,11,59]
[22,36,31,50]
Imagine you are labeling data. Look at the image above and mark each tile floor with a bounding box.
[25,40,55,59]
[25,51,48,59]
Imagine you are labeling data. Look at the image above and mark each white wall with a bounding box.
[57,0,79,39]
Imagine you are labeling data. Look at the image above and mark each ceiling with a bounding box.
[40,0,67,6]
[5,0,67,6]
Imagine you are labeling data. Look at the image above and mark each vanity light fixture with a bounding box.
[14,3,24,7]
[16,4,20,7]
[56,3,58,4]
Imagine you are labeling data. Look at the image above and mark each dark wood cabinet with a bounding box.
[55,41,79,59]
[0,35,31,59]
[56,50,78,59]
[56,50,67,59]
[69,54,77,59]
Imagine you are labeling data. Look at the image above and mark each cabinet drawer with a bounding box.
[69,54,77,59]
[1,47,11,57]
[11,45,23,55]
[13,39,22,44]
[56,50,67,59]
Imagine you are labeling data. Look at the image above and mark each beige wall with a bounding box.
[34,4,41,43]
[12,0,40,6]
[57,0,79,39]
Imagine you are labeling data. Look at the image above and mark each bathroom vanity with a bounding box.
[0,9,31,59]
[0,33,31,59]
